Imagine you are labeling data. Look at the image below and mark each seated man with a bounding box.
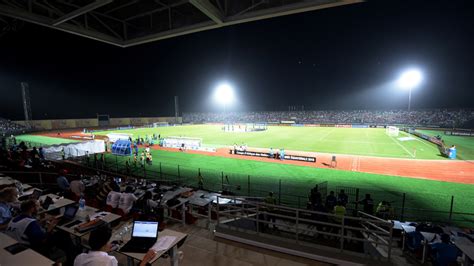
[429,233,460,266]
[406,227,424,257]
[118,186,138,214]
[70,175,85,198]
[74,225,156,266]
[96,178,117,206]
[106,186,121,209]
[5,199,70,263]
[0,187,18,230]
[57,172,70,192]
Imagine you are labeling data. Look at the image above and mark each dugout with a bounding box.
[112,139,132,156]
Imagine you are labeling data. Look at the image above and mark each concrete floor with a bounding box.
[113,221,333,266]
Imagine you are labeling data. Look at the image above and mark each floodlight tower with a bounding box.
[21,82,32,123]
[398,69,423,111]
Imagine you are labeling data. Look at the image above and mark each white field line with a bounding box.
[317,128,336,141]
[388,135,415,158]
[401,131,437,149]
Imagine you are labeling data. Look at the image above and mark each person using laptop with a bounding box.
[5,199,73,264]
[120,221,160,253]
[74,226,156,266]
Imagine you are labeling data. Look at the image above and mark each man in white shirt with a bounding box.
[70,176,85,197]
[74,226,156,266]
[106,186,121,209]
[118,186,137,214]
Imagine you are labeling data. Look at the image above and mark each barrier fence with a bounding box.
[67,153,474,228]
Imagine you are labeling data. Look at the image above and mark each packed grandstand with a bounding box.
[183,108,474,127]
[0,118,28,135]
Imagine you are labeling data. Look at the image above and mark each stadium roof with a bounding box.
[0,0,362,47]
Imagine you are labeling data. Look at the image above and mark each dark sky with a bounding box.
[1,0,473,120]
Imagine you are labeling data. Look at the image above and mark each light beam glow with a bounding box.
[214,83,235,105]
[398,69,423,89]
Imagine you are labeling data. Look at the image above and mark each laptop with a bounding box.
[120,221,159,253]
[56,205,79,226]
[41,196,54,210]
[30,189,42,200]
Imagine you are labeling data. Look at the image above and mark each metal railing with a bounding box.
[70,153,474,228]
[213,195,395,260]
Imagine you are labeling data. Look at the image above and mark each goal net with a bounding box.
[162,136,202,150]
[386,126,399,137]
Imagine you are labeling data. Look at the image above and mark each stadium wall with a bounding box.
[14,117,181,130]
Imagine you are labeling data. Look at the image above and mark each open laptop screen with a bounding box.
[64,205,78,219]
[132,221,158,238]
[31,189,42,200]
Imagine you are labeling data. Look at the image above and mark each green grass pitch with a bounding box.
[15,126,474,225]
[95,125,445,159]
[103,149,474,226]
[15,135,79,146]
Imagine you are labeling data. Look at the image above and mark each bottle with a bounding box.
[79,195,86,211]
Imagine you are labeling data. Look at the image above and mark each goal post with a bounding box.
[386,126,399,137]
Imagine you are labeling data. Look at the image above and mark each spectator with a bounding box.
[5,200,70,263]
[337,189,348,206]
[375,201,394,219]
[74,225,156,266]
[429,233,460,266]
[118,186,138,214]
[406,226,424,257]
[96,177,117,205]
[309,185,322,206]
[264,192,277,229]
[105,185,121,209]
[0,187,18,230]
[57,171,70,192]
[325,191,337,211]
[70,175,85,198]
[357,193,374,215]
[333,201,346,224]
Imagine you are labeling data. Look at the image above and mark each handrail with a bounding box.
[214,195,395,259]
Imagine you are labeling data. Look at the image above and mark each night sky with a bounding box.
[1,0,473,120]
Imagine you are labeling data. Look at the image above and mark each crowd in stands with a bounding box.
[183,109,474,127]
[0,118,27,135]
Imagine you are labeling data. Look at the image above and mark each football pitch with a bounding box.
[95,125,445,159]
[16,126,474,225]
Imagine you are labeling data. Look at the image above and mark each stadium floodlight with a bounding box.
[214,83,235,107]
[398,68,423,111]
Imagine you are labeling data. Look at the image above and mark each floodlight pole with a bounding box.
[408,87,412,112]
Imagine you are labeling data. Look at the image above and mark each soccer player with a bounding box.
[269,148,274,159]
[140,152,145,167]
[280,148,285,160]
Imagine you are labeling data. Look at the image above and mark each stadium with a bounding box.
[1,1,474,266]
